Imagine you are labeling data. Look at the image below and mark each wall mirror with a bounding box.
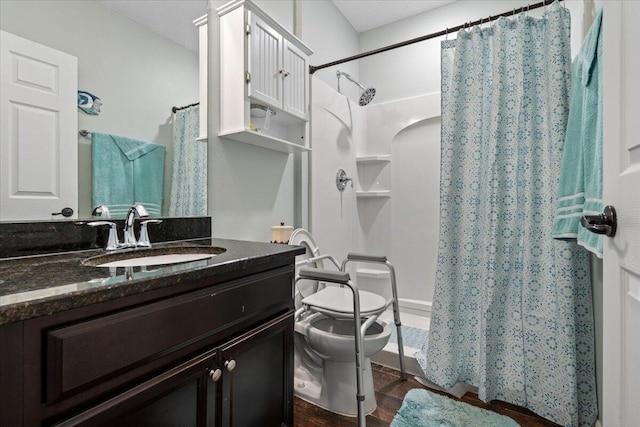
[0,0,207,221]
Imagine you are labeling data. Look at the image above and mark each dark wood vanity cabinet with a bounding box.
[0,264,295,427]
[53,313,293,427]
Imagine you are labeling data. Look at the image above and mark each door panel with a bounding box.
[283,40,308,120]
[0,30,78,220]
[248,13,282,109]
[220,312,293,427]
[52,349,217,427]
[602,2,640,426]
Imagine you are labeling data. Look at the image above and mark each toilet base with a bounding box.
[294,356,377,417]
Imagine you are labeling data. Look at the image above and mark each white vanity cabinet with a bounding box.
[218,0,312,153]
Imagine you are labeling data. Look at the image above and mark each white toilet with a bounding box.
[294,310,391,416]
[290,229,393,416]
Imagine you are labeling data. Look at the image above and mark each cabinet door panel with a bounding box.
[220,312,293,427]
[283,40,308,120]
[248,13,282,108]
[53,349,217,427]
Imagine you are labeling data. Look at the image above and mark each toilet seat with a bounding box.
[301,286,387,317]
[292,229,388,317]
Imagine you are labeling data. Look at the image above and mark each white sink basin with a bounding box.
[83,246,226,268]
[95,253,218,267]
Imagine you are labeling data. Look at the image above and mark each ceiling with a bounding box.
[331,0,457,33]
[95,0,457,53]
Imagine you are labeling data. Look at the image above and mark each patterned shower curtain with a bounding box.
[416,5,597,426]
[168,105,207,216]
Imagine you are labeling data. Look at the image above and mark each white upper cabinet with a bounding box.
[218,0,313,153]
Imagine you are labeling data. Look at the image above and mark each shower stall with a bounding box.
[309,76,441,372]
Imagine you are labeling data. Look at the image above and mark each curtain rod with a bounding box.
[172,102,199,113]
[309,0,562,74]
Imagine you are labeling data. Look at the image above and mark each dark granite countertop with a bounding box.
[0,238,304,325]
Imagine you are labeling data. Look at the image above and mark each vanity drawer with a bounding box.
[45,267,292,405]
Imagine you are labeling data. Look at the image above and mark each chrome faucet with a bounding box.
[123,204,149,247]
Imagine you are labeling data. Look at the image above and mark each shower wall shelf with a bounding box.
[356,190,391,198]
[356,155,391,164]
[218,0,313,154]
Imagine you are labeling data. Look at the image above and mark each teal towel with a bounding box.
[552,10,603,258]
[92,132,165,217]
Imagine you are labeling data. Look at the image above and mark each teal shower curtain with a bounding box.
[416,5,597,426]
[168,105,207,216]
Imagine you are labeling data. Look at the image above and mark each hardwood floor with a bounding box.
[293,364,560,426]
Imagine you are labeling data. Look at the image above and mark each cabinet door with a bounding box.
[282,39,308,120]
[248,13,282,109]
[220,312,293,427]
[53,349,219,427]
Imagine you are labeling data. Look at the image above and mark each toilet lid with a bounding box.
[301,286,387,316]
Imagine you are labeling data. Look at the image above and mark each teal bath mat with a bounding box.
[391,389,519,427]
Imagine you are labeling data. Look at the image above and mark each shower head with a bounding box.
[358,87,376,106]
[336,70,376,106]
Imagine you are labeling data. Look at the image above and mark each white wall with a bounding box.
[0,0,199,218]
[301,0,361,103]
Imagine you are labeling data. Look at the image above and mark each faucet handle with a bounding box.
[87,221,120,250]
[91,205,110,218]
[138,219,162,248]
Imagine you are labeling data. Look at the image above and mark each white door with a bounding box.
[0,30,78,220]
[602,2,640,426]
[282,39,308,120]
[248,12,282,109]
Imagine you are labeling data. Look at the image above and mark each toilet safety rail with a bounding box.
[294,252,407,427]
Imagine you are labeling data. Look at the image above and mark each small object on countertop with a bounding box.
[271,222,293,244]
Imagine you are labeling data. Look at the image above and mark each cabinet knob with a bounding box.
[224,359,236,372]
[209,368,222,382]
